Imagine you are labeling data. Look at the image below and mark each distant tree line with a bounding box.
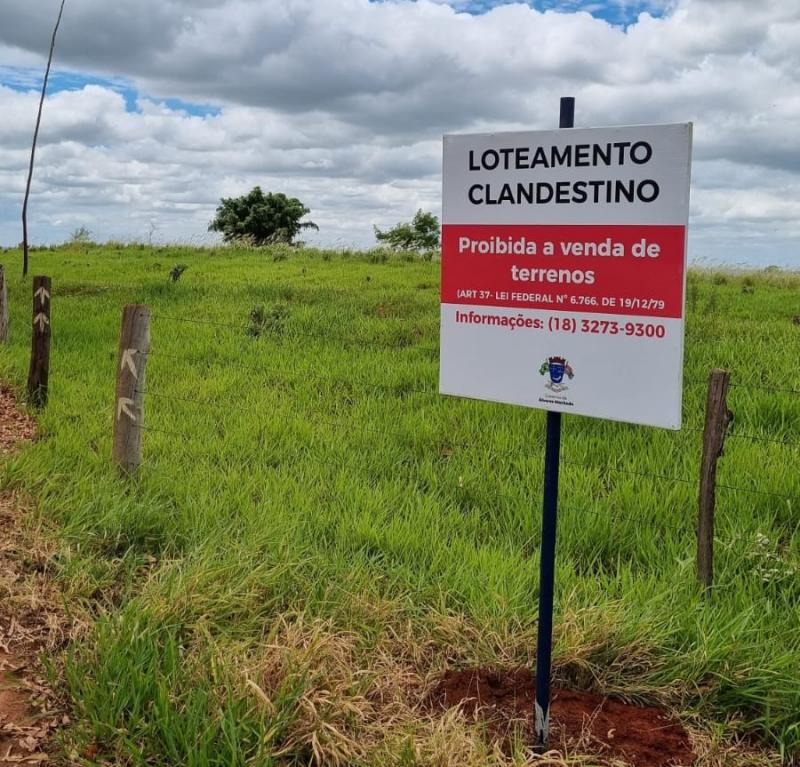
[208,186,440,251]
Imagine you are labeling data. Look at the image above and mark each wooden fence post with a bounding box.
[697,369,732,594]
[0,265,9,344]
[113,305,150,475]
[26,275,51,407]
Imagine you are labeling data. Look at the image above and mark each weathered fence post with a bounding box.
[697,369,732,594]
[113,305,150,475]
[26,275,51,407]
[0,264,9,344]
[0,265,9,343]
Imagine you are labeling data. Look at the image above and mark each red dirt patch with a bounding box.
[1,386,63,764]
[0,386,35,456]
[431,668,696,767]
[0,652,48,765]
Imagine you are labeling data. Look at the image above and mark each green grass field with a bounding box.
[1,244,799,766]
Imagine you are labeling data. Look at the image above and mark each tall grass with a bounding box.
[0,244,798,764]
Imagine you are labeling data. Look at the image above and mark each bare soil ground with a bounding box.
[431,667,696,767]
[0,387,67,765]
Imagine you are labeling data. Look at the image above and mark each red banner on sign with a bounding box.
[441,224,686,318]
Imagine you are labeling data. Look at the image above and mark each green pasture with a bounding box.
[0,244,798,765]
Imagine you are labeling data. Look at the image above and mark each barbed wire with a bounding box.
[28,370,800,470]
[725,430,799,447]
[50,390,800,504]
[139,427,799,505]
[150,312,437,353]
[121,435,699,522]
[44,292,790,395]
[684,425,799,447]
[152,313,250,331]
[729,382,800,396]
[20,272,800,511]
[133,386,710,453]
[50,271,435,297]
[135,340,800,402]
[127,416,798,504]
[41,399,799,510]
[716,483,797,502]
[166,275,439,297]
[133,375,800,451]
[110,315,800,395]
[559,459,695,487]
[130,348,441,396]
[124,455,699,549]
[130,355,793,419]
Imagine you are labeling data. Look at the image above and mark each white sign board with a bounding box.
[439,123,693,429]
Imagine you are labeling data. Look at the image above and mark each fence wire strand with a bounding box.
[151,312,437,352]
[125,411,798,505]
[42,280,800,515]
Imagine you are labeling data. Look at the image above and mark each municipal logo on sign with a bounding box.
[540,356,574,393]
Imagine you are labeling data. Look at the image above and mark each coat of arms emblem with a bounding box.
[539,356,574,393]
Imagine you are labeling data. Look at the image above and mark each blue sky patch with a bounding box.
[371,0,669,26]
[158,98,221,118]
[0,66,221,117]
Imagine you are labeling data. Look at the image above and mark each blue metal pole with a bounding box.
[534,96,574,752]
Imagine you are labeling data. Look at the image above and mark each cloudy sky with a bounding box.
[0,0,798,265]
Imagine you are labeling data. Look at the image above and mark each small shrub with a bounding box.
[248,304,289,337]
[746,532,798,586]
[68,226,93,245]
[169,265,189,282]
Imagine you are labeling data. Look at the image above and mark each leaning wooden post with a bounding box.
[0,265,9,343]
[26,275,51,407]
[113,305,150,475]
[697,369,732,595]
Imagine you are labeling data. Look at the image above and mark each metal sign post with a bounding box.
[534,96,574,751]
[439,96,692,750]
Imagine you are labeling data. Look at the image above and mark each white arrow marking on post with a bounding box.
[34,286,50,307]
[33,313,49,332]
[120,349,138,379]
[117,397,137,422]
[535,701,550,745]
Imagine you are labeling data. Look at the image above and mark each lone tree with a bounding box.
[374,209,440,251]
[209,187,318,246]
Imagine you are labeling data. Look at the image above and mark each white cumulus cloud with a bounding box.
[0,0,797,265]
